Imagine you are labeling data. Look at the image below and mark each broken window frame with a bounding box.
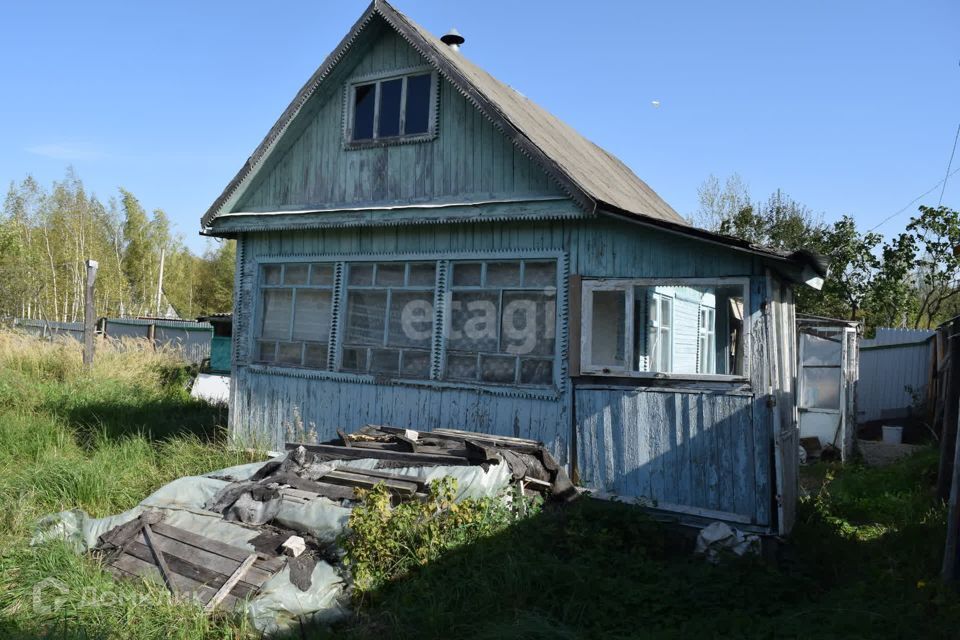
[344,66,439,147]
[579,277,750,381]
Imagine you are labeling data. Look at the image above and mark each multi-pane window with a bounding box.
[349,71,435,143]
[445,260,557,386]
[581,280,746,377]
[256,263,335,368]
[253,257,559,388]
[341,262,436,379]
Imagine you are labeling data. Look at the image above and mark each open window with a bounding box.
[347,69,437,145]
[580,279,748,379]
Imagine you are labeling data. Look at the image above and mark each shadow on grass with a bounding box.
[56,396,228,445]
[288,470,958,640]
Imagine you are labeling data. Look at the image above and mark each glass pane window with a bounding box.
[444,258,559,387]
[589,290,626,368]
[350,72,434,142]
[801,367,841,409]
[255,263,334,370]
[581,280,746,377]
[801,332,842,366]
[352,83,375,141]
[254,257,558,387]
[339,261,435,380]
[378,78,403,138]
[261,289,292,340]
[404,73,432,134]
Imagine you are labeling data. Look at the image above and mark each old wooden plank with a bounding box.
[110,553,237,610]
[205,554,258,612]
[286,441,470,465]
[134,530,275,586]
[320,469,420,494]
[148,523,283,576]
[125,541,258,598]
[142,524,176,595]
[430,428,542,448]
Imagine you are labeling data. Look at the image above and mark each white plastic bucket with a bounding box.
[882,425,903,445]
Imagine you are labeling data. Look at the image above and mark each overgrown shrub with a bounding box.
[342,478,542,598]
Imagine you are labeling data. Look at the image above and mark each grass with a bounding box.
[0,332,260,639]
[0,329,957,638]
[314,450,960,640]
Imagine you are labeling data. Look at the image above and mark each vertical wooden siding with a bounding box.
[230,218,778,525]
[575,387,759,520]
[235,27,561,212]
[232,369,568,460]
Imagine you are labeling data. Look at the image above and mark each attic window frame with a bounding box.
[343,66,439,148]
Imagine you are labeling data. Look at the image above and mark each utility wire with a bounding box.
[939,121,960,206]
[868,164,960,232]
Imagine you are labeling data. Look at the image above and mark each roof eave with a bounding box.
[597,203,827,289]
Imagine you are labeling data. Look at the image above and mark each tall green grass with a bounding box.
[0,332,259,639]
[1,330,957,639]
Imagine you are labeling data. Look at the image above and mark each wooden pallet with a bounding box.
[105,518,284,611]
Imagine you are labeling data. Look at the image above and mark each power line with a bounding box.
[939,121,960,206]
[868,164,960,232]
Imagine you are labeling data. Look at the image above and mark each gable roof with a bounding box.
[197,1,825,288]
[200,0,685,230]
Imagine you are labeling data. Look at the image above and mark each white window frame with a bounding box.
[650,292,673,373]
[343,66,439,147]
[580,277,751,381]
[697,305,717,374]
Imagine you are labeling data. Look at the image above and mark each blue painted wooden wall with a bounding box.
[218,17,792,531]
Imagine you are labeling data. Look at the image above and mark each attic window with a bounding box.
[347,69,437,145]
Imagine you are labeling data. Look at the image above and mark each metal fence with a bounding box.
[858,327,935,423]
[13,317,214,364]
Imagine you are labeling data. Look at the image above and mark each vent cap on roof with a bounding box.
[441,28,464,51]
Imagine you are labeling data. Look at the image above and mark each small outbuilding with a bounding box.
[200,1,825,535]
[796,314,860,461]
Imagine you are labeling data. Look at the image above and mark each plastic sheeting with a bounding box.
[32,453,513,634]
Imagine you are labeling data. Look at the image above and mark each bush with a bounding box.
[342,478,542,598]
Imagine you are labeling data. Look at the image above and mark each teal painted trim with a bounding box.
[210,336,232,373]
[208,198,582,236]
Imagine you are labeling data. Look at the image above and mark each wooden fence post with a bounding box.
[83,259,98,368]
[939,318,960,500]
[942,317,960,582]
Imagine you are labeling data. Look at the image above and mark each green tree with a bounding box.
[816,216,883,321]
[906,205,960,328]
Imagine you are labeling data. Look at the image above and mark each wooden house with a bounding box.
[200,0,826,535]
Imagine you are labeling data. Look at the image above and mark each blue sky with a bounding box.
[1,1,957,253]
